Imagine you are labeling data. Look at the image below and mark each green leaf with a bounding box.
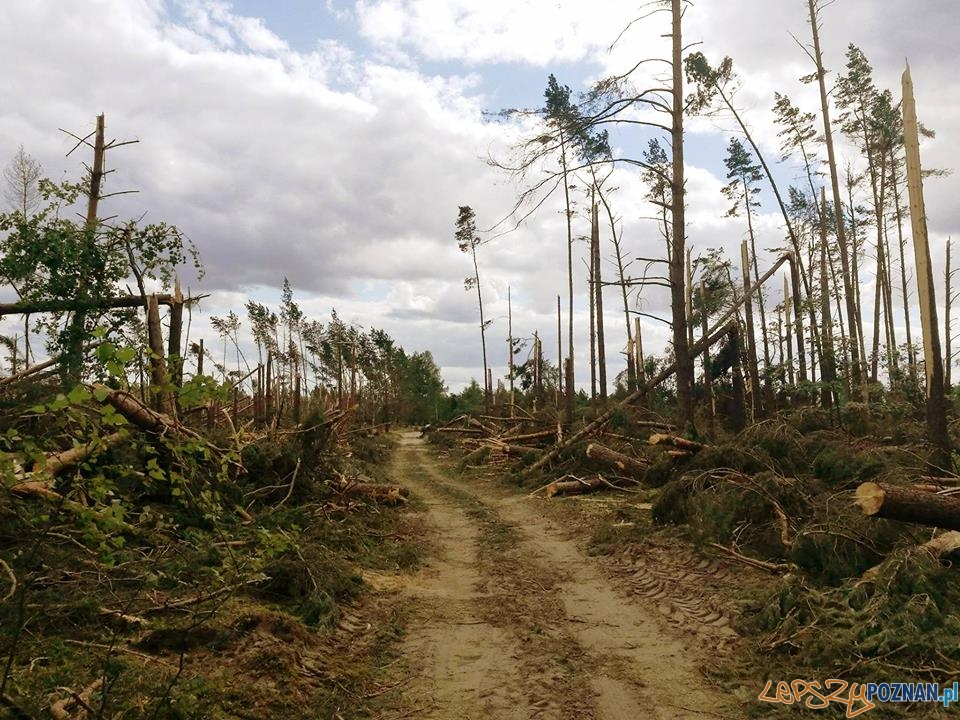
[116,347,136,363]
[93,386,110,402]
[67,384,91,405]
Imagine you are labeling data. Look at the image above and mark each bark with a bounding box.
[146,294,170,414]
[856,482,960,531]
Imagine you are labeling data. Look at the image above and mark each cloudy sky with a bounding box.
[0,0,957,390]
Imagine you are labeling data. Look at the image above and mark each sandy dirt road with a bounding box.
[383,431,743,720]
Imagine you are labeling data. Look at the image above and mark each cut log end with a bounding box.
[854,481,885,516]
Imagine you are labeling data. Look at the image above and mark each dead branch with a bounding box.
[50,678,102,720]
[708,543,791,574]
[649,434,706,452]
[0,558,16,602]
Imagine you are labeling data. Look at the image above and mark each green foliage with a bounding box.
[0,178,201,378]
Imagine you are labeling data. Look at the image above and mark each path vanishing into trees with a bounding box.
[381,432,742,720]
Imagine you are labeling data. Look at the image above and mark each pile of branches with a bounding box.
[0,368,411,718]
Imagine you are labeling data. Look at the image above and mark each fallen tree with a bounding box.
[332,475,409,505]
[529,320,737,472]
[586,443,649,477]
[544,475,606,498]
[855,481,960,531]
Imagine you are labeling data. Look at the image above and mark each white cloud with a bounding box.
[0,0,957,391]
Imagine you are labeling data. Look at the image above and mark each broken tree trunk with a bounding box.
[90,384,202,441]
[855,481,960,531]
[167,280,184,390]
[586,443,649,478]
[146,294,170,414]
[0,294,185,317]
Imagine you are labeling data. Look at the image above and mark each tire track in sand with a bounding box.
[389,432,741,720]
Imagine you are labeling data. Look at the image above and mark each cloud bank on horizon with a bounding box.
[0,0,957,390]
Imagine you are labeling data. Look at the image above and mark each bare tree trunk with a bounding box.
[508,286,515,416]
[819,189,837,407]
[701,279,714,434]
[589,254,597,399]
[903,63,950,467]
[670,0,694,427]
[741,241,762,418]
[808,0,865,401]
[146,294,170,414]
[599,190,636,390]
[945,238,952,390]
[847,177,868,394]
[593,201,607,399]
[784,275,795,388]
[890,148,918,384]
[560,139,575,401]
[469,243,490,412]
[556,294,562,407]
[744,187,772,401]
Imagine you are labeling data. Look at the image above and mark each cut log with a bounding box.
[855,481,960,531]
[649,434,706,452]
[333,477,409,505]
[436,427,484,435]
[492,443,543,458]
[586,443,649,478]
[545,475,606,498]
[499,429,557,444]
